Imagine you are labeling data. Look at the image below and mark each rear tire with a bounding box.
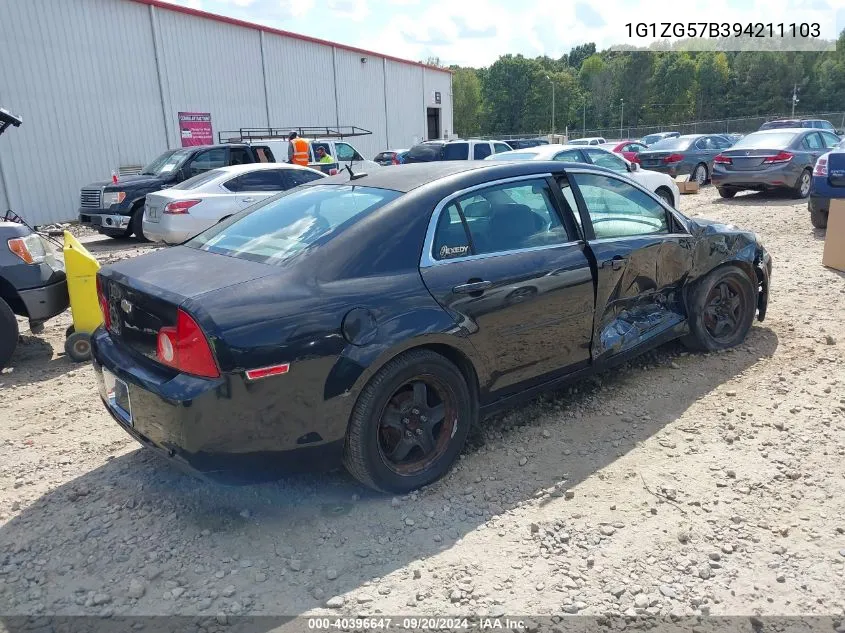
[131,204,149,242]
[64,331,92,362]
[717,187,737,199]
[0,298,19,370]
[683,265,756,352]
[792,169,812,199]
[343,350,473,493]
[809,205,828,229]
[692,163,708,185]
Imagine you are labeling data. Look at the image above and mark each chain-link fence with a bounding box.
[473,112,845,143]
[571,111,845,141]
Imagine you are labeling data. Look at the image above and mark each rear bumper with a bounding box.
[141,219,195,245]
[90,327,345,483]
[18,279,69,321]
[711,165,801,189]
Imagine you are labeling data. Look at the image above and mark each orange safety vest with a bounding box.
[291,137,310,166]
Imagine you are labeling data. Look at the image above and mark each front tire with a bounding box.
[717,187,737,199]
[810,204,828,229]
[683,265,756,352]
[343,350,473,493]
[0,298,19,370]
[792,169,811,199]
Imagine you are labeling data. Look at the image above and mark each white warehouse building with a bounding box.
[0,0,454,226]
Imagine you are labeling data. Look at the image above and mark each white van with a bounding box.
[248,138,379,173]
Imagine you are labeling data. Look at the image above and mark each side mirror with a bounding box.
[836,130,844,136]
[629,162,640,172]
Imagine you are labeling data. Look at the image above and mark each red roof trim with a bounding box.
[131,0,452,74]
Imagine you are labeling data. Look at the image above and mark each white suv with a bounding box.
[443,139,513,161]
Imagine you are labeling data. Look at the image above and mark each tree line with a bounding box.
[446,32,845,138]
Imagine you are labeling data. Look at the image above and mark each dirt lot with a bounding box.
[1,187,843,621]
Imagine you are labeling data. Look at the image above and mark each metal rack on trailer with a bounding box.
[218,125,372,144]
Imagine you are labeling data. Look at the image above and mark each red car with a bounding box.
[600,140,647,163]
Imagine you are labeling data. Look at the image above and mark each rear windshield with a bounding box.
[443,143,469,160]
[648,137,694,151]
[168,169,222,190]
[489,152,539,161]
[569,139,589,145]
[731,132,798,149]
[187,185,402,266]
[406,144,443,161]
[760,120,799,130]
[374,152,393,161]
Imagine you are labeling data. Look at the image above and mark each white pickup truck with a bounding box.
[240,138,379,173]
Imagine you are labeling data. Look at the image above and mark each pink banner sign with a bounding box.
[178,112,213,147]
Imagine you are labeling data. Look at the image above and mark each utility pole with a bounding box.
[546,75,556,136]
[791,84,799,117]
[620,98,624,139]
[583,99,586,136]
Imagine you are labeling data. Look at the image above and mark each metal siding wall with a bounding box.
[263,37,336,128]
[333,49,387,160]
[385,61,425,149]
[154,9,267,146]
[424,71,453,139]
[0,0,165,225]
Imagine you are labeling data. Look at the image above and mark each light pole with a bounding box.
[546,75,555,136]
[620,98,624,139]
[582,98,587,136]
[791,84,799,117]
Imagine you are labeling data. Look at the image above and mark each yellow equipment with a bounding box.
[62,231,102,362]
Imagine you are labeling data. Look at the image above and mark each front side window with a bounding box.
[187,148,227,177]
[803,133,823,150]
[335,142,360,161]
[584,148,627,172]
[432,179,569,258]
[188,185,401,265]
[444,143,469,160]
[571,173,668,239]
[473,143,492,160]
[820,131,840,148]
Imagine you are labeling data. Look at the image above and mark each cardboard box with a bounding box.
[674,174,699,194]
[822,199,845,272]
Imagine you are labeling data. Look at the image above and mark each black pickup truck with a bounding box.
[78,143,275,240]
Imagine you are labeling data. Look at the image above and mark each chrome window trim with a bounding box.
[420,173,565,268]
[590,233,692,245]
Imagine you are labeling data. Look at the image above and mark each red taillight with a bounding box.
[762,151,793,164]
[329,168,338,175]
[156,309,220,378]
[713,154,732,164]
[663,153,683,163]
[391,154,400,165]
[813,157,828,176]
[164,200,201,215]
[96,275,111,330]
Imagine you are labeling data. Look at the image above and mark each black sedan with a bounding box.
[91,161,771,492]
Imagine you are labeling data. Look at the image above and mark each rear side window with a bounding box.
[803,133,823,150]
[229,147,252,165]
[444,143,469,160]
[473,143,492,160]
[432,179,570,259]
[224,170,285,192]
[254,147,274,163]
[188,185,402,265]
[554,150,583,162]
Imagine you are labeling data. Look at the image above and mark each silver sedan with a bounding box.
[142,163,325,244]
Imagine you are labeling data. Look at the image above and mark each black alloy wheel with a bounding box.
[702,278,748,343]
[683,265,756,352]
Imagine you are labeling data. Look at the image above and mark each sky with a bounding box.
[167,0,844,67]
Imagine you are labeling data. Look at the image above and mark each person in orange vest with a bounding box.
[287,131,310,166]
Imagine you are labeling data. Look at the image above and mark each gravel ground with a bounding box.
[1,188,843,620]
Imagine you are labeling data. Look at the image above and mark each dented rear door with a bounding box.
[567,170,693,361]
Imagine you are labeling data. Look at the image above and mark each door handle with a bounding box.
[602,257,627,271]
[453,280,492,294]
[242,197,255,203]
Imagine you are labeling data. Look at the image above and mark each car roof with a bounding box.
[211,162,320,176]
[752,128,809,134]
[308,160,609,193]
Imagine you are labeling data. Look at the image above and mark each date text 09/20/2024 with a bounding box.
[307,618,527,630]
[625,22,821,38]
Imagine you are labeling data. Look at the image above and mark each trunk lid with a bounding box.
[99,246,278,362]
[720,148,782,171]
[827,151,845,187]
[637,151,673,168]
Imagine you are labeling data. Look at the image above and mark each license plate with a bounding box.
[146,205,160,222]
[103,368,133,427]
